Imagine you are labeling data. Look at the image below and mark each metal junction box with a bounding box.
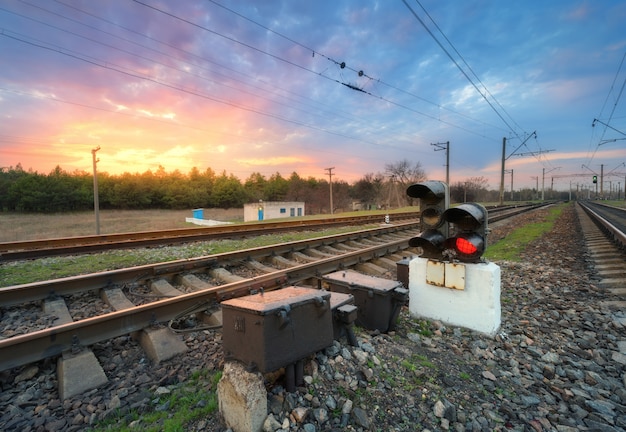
[396,257,411,289]
[329,292,358,345]
[322,270,408,333]
[221,287,333,373]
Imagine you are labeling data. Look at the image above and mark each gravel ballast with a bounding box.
[1,203,625,432]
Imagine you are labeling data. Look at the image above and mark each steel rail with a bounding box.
[0,237,409,372]
[487,202,554,223]
[0,221,419,306]
[0,203,552,371]
[0,212,417,262]
[0,205,545,262]
[578,201,626,248]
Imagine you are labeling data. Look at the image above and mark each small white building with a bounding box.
[244,201,305,222]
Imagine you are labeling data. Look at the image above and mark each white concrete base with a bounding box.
[185,218,234,226]
[218,361,267,432]
[408,257,501,336]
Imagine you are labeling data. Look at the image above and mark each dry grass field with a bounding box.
[0,208,244,242]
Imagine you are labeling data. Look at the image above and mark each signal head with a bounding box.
[406,180,449,231]
[406,180,449,260]
[441,202,488,263]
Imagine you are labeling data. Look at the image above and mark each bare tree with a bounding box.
[385,160,427,206]
[465,176,489,191]
[351,172,385,209]
[450,176,490,203]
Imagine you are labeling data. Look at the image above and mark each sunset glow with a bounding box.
[1,1,625,189]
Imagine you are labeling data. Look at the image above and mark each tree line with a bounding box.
[0,161,425,213]
[1,161,548,214]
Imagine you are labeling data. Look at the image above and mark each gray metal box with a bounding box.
[221,287,333,373]
[396,257,411,289]
[329,292,357,343]
[322,270,408,332]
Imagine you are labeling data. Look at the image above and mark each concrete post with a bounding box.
[408,257,501,336]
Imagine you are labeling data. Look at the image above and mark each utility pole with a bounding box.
[531,176,538,200]
[499,137,506,205]
[92,146,101,235]
[431,141,449,185]
[569,180,572,201]
[499,132,545,205]
[325,167,335,214]
[541,167,560,200]
[504,169,514,200]
[600,164,604,198]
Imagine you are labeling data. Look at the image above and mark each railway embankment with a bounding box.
[2,203,625,431]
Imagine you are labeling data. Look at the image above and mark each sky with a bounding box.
[1,1,626,192]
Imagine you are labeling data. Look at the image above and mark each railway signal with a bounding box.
[442,202,488,263]
[593,175,598,184]
[406,180,449,259]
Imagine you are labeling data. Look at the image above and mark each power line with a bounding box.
[2,1,509,147]
[412,0,525,136]
[7,0,513,144]
[0,29,395,149]
[5,2,386,149]
[204,0,510,136]
[130,0,506,141]
[7,2,382,137]
[402,0,532,142]
[1,0,524,181]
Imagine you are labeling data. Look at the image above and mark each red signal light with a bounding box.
[455,237,478,255]
[441,203,488,263]
[444,233,484,261]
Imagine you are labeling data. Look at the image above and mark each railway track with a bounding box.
[0,223,418,382]
[0,212,418,262]
[0,201,620,431]
[0,202,552,403]
[0,204,543,262]
[576,201,626,310]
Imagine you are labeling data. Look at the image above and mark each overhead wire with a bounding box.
[411,0,524,136]
[401,0,521,139]
[131,0,506,141]
[11,1,384,138]
[1,28,400,150]
[205,0,509,136]
[404,0,556,171]
[0,0,522,178]
[1,4,432,151]
[1,1,452,156]
[6,0,509,146]
[585,51,626,168]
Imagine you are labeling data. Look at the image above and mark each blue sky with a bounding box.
[1,0,625,191]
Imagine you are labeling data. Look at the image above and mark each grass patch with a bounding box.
[0,225,377,287]
[459,372,471,381]
[92,369,221,432]
[0,207,414,242]
[414,319,433,337]
[484,203,566,262]
[412,354,436,369]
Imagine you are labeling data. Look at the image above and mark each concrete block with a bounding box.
[138,327,187,363]
[355,262,388,276]
[57,350,108,400]
[218,361,267,432]
[101,287,135,310]
[43,299,72,326]
[408,257,501,336]
[150,279,184,297]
